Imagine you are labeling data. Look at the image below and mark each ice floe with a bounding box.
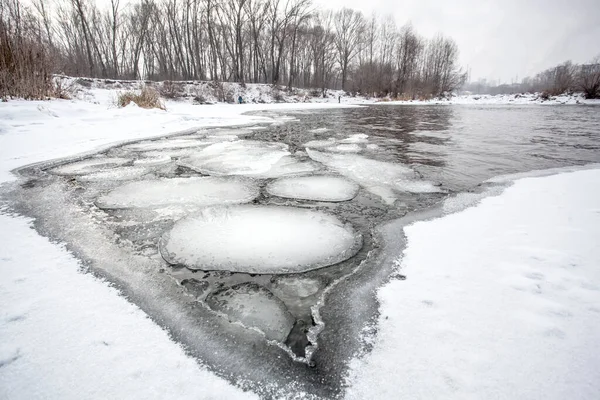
[122,138,209,152]
[133,154,172,166]
[50,157,131,176]
[266,175,359,202]
[96,177,259,209]
[271,276,323,299]
[306,148,440,203]
[308,127,330,133]
[77,166,150,182]
[205,283,295,342]
[159,205,362,274]
[304,134,368,153]
[340,134,369,143]
[178,140,318,178]
[332,144,361,153]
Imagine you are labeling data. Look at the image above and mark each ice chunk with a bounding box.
[178,140,317,178]
[159,205,362,274]
[180,278,210,298]
[304,139,336,149]
[96,177,259,209]
[271,276,323,299]
[306,148,440,203]
[50,157,131,176]
[266,175,359,202]
[308,127,329,133]
[139,149,198,159]
[205,283,295,342]
[122,139,209,151]
[257,156,320,178]
[340,134,369,143]
[332,144,361,153]
[77,166,150,182]
[304,136,365,154]
[133,154,172,166]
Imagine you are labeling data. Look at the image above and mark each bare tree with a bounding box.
[333,7,364,91]
[578,56,600,99]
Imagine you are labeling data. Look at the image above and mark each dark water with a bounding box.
[250,105,600,192]
[3,104,600,399]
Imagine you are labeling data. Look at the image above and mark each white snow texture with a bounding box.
[346,168,600,400]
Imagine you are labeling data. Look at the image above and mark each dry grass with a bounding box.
[117,86,165,110]
[1,15,53,100]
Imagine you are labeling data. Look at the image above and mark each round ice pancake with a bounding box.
[159,205,363,274]
[178,140,319,178]
[205,283,294,342]
[96,177,259,209]
[77,166,150,182]
[266,175,359,202]
[50,157,131,176]
[122,138,208,151]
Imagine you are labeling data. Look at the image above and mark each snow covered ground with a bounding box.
[380,92,600,105]
[346,168,600,400]
[0,95,355,399]
[1,87,599,399]
[52,75,600,107]
[0,90,356,183]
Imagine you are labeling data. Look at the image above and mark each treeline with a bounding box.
[465,58,600,99]
[1,0,466,99]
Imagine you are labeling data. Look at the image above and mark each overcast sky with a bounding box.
[313,0,600,83]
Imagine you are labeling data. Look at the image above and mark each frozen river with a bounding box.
[3,104,600,398]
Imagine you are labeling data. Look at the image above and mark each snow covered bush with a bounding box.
[117,86,165,110]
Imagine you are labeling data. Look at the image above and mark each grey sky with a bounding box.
[314,0,600,83]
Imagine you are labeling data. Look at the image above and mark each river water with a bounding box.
[3,104,600,399]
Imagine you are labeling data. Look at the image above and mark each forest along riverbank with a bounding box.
[1,103,600,398]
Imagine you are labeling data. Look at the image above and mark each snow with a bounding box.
[50,156,132,175]
[0,92,355,183]
[159,205,363,274]
[205,283,295,342]
[0,91,355,399]
[0,214,257,400]
[306,148,440,204]
[96,177,259,209]
[379,92,600,105]
[266,175,359,202]
[345,168,600,400]
[179,140,318,178]
[2,77,599,398]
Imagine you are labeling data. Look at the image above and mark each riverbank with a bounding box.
[1,94,599,399]
[346,167,600,399]
[45,75,600,107]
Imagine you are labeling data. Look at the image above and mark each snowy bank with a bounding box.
[379,92,600,105]
[0,95,360,399]
[54,75,600,107]
[346,168,600,400]
[1,84,599,399]
[0,93,357,183]
[0,213,258,400]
